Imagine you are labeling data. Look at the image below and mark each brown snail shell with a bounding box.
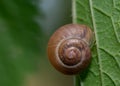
[47,24,94,75]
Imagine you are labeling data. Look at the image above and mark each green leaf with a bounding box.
[72,0,120,86]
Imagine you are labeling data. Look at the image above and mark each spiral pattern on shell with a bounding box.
[47,24,94,75]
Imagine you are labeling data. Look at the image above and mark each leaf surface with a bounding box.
[73,0,120,86]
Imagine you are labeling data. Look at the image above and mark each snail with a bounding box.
[47,24,94,75]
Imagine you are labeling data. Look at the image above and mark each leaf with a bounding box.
[72,0,120,86]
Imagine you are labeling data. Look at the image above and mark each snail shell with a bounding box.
[47,24,94,75]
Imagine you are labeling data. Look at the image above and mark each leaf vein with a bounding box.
[93,6,111,17]
[89,69,98,76]
[112,0,120,11]
[102,72,116,86]
[99,47,120,70]
[89,0,103,85]
[111,17,120,43]
[77,1,87,11]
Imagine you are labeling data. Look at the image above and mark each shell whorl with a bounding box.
[47,24,94,75]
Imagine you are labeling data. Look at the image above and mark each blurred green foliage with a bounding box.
[0,0,72,86]
[0,0,45,86]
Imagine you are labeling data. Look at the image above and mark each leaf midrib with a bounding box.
[89,0,103,85]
